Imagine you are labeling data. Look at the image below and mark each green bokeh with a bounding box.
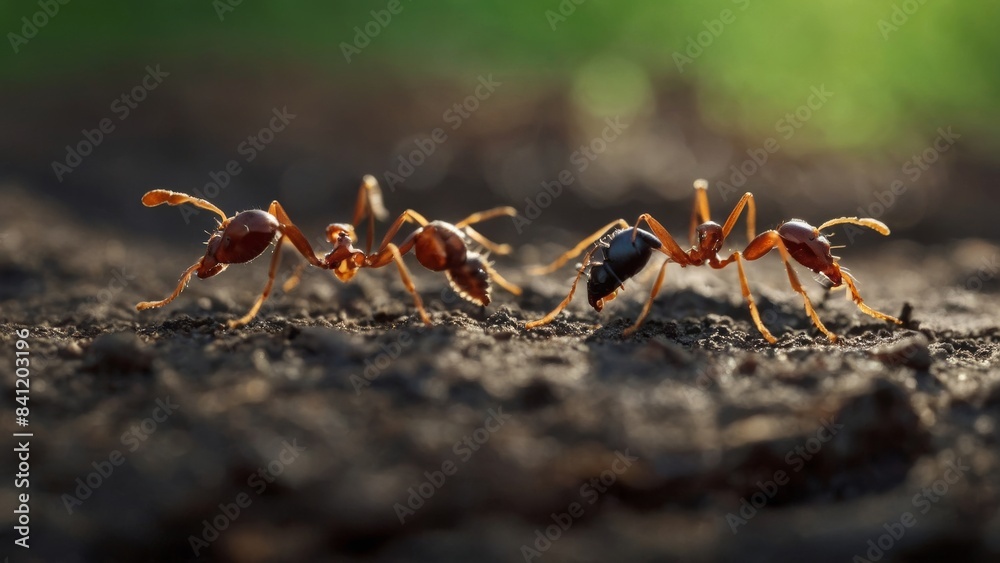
[3,0,997,152]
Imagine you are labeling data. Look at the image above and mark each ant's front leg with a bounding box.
[744,231,837,342]
[136,259,206,311]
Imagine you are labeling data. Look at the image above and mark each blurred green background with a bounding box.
[2,0,997,242]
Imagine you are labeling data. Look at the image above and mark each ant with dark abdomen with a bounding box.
[525,179,902,343]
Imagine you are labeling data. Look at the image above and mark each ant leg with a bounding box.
[840,269,903,325]
[715,252,777,343]
[227,238,285,329]
[525,247,599,329]
[529,219,629,275]
[455,206,517,228]
[689,179,712,245]
[282,261,308,293]
[719,191,757,243]
[385,242,431,325]
[817,217,890,235]
[623,258,669,337]
[482,260,522,296]
[351,175,390,254]
[141,190,228,223]
[373,210,430,255]
[745,231,837,342]
[632,214,692,264]
[463,225,512,255]
[269,201,325,268]
[136,259,204,310]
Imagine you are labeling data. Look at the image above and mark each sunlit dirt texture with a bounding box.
[2,183,999,562]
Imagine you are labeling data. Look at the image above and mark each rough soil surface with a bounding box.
[2,187,999,562]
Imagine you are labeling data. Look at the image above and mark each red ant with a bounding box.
[138,176,520,328]
[525,179,902,343]
[135,189,329,328]
[283,185,522,320]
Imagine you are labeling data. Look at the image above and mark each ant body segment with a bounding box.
[526,180,902,343]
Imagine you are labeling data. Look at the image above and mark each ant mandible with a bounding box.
[135,176,388,328]
[525,179,902,343]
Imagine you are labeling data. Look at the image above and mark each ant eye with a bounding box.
[224,236,231,248]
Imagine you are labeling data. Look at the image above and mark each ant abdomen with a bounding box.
[586,228,662,310]
[446,253,491,306]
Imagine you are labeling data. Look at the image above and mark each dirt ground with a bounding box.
[2,184,999,563]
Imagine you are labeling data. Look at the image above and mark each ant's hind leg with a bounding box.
[464,226,512,255]
[136,259,203,311]
[529,219,629,276]
[455,206,517,228]
[623,258,669,337]
[525,248,598,329]
[483,260,521,296]
[385,243,432,326]
[282,261,309,293]
[724,252,777,344]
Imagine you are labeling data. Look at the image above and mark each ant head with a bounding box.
[777,220,842,286]
[696,221,724,254]
[197,233,228,278]
[323,227,364,281]
[326,223,356,244]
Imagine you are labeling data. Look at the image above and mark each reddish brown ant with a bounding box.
[136,176,396,328]
[284,192,523,319]
[525,179,902,343]
[135,190,329,328]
